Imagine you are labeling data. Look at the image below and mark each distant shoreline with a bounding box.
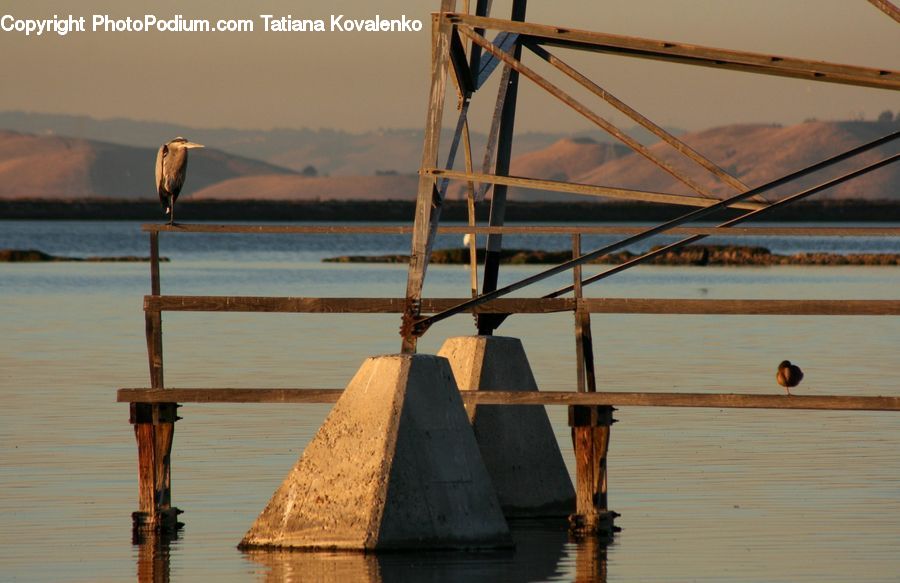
[1,198,898,222]
[325,245,900,267]
[0,249,166,262]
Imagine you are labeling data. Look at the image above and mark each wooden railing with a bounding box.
[125,221,900,537]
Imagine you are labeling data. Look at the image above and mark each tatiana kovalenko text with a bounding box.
[0,13,423,36]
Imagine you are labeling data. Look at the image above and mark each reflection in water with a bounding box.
[134,528,176,583]
[572,535,609,583]
[241,519,596,582]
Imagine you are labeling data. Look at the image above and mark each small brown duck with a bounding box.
[776,360,804,395]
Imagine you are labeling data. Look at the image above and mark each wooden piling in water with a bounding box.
[132,231,181,534]
[569,234,618,536]
[131,403,180,532]
[568,405,618,537]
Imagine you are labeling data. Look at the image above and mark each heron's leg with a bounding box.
[169,195,175,225]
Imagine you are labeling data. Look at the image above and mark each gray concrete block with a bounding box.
[438,336,576,517]
[239,354,511,550]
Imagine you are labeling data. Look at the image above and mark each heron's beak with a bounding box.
[184,142,205,149]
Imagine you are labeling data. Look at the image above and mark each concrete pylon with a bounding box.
[438,336,575,517]
[239,354,511,551]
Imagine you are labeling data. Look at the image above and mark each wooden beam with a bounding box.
[580,298,900,316]
[119,388,344,404]
[117,388,900,411]
[135,230,178,532]
[569,404,614,532]
[867,0,900,23]
[403,11,455,353]
[142,224,412,234]
[149,231,161,296]
[140,224,900,237]
[143,296,900,316]
[444,13,900,90]
[144,295,574,314]
[425,168,765,210]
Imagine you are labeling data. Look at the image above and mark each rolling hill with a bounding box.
[571,121,899,201]
[0,119,896,203]
[0,110,681,176]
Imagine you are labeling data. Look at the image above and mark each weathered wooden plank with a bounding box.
[142,224,412,234]
[134,422,157,513]
[140,224,900,237]
[867,0,900,23]
[143,295,900,316]
[144,295,574,314]
[462,109,479,298]
[426,168,764,210]
[573,235,586,393]
[144,312,164,388]
[119,388,344,404]
[403,10,455,353]
[570,405,613,526]
[445,13,900,90]
[477,63,511,201]
[149,231,161,296]
[581,298,900,316]
[572,235,598,395]
[571,426,599,517]
[117,389,900,411]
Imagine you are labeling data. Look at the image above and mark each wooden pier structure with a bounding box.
[120,0,900,543]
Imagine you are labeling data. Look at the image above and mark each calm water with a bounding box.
[1,221,898,582]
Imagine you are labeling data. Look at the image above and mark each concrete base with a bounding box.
[437,336,576,517]
[239,354,511,551]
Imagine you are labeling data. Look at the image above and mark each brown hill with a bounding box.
[510,137,630,182]
[447,136,630,200]
[572,121,899,201]
[2,120,896,203]
[0,130,296,199]
[191,174,419,201]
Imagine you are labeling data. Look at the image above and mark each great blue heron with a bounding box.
[776,360,804,395]
[156,137,204,224]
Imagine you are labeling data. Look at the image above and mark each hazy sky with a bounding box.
[1,0,898,134]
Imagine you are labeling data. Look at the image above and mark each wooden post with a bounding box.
[131,402,180,533]
[133,231,181,534]
[569,234,617,537]
[568,405,618,537]
[400,4,455,353]
[572,235,597,394]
